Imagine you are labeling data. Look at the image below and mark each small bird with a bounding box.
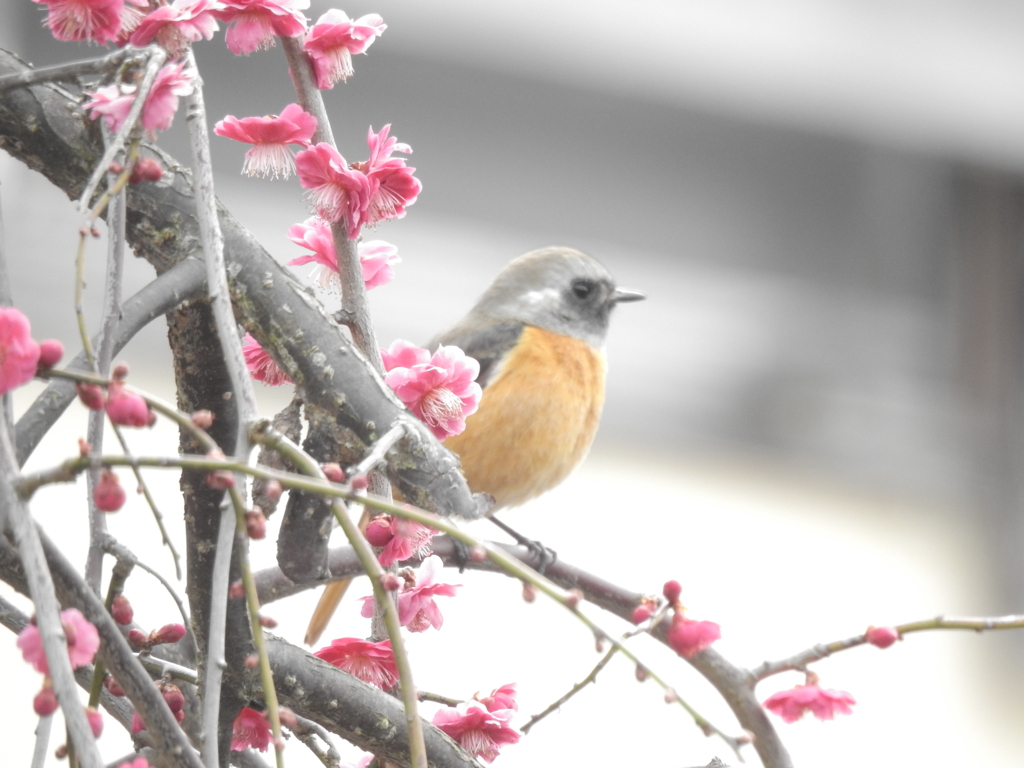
[305,246,644,645]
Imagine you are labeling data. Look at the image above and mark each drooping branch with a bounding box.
[0,48,483,521]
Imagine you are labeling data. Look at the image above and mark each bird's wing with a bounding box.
[431,320,524,389]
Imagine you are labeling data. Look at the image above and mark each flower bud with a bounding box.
[78,438,92,456]
[191,410,214,429]
[129,158,163,184]
[127,628,149,650]
[85,706,103,737]
[263,480,282,501]
[663,687,678,704]
[631,604,653,625]
[111,363,129,380]
[54,744,68,759]
[381,572,402,591]
[75,382,105,411]
[110,594,134,625]
[206,470,235,490]
[635,664,649,683]
[108,161,124,175]
[105,382,150,427]
[245,509,267,540]
[364,516,394,547]
[259,615,278,628]
[522,582,536,603]
[321,462,345,483]
[566,589,583,609]
[228,581,245,599]
[161,683,185,713]
[151,623,187,645]
[662,580,683,603]
[351,474,369,491]
[103,675,125,697]
[278,707,297,729]
[37,340,64,369]
[94,469,126,512]
[33,685,58,716]
[865,625,900,649]
[469,545,487,562]
[245,654,259,668]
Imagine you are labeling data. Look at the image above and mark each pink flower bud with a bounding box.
[264,480,282,501]
[174,708,185,724]
[229,581,245,599]
[108,161,124,175]
[664,688,678,703]
[161,683,185,713]
[37,340,64,369]
[631,605,653,625]
[111,363,129,380]
[131,712,145,733]
[865,625,900,649]
[151,623,187,645]
[78,438,92,456]
[635,664,649,683]
[105,383,151,427]
[129,158,163,184]
[85,706,103,737]
[522,582,536,603]
[127,629,149,650]
[322,462,345,482]
[351,474,369,491]
[278,707,297,729]
[111,594,134,625]
[75,382,105,411]
[667,613,721,659]
[565,589,583,609]
[245,654,259,668]
[365,516,394,547]
[94,469,126,512]
[54,744,68,759]
[381,572,402,591]
[259,615,278,628]
[245,509,267,540]
[206,470,235,490]
[191,410,214,429]
[662,580,682,603]
[33,685,58,716]
[103,675,125,697]
[469,545,487,562]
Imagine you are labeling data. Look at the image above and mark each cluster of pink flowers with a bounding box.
[214,103,317,179]
[314,637,399,690]
[359,555,458,632]
[381,340,482,441]
[287,218,400,292]
[304,9,386,89]
[295,125,421,239]
[85,62,195,136]
[431,684,520,764]
[231,707,272,752]
[632,580,721,659]
[129,0,221,57]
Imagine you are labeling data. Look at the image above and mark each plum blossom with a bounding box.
[474,683,518,713]
[17,608,100,674]
[118,758,150,768]
[84,62,195,136]
[32,0,124,45]
[358,125,421,229]
[666,613,720,659]
[865,625,900,649]
[287,217,399,292]
[314,637,398,689]
[0,307,41,396]
[94,468,127,511]
[303,9,386,89]
[242,333,292,386]
[378,515,437,567]
[214,103,317,179]
[231,707,271,752]
[763,682,856,723]
[214,0,309,55]
[129,0,221,58]
[381,340,481,440]
[294,142,370,234]
[359,555,458,632]
[105,381,152,426]
[431,702,520,763]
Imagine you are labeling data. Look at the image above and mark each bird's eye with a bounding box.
[571,279,595,300]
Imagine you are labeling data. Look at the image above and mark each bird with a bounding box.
[305,246,644,645]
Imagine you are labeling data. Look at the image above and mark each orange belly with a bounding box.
[444,325,606,510]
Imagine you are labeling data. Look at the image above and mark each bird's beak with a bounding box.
[610,287,646,303]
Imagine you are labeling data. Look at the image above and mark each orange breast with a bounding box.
[444,325,606,510]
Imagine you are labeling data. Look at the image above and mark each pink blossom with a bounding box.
[214,0,309,55]
[294,143,371,235]
[865,625,900,649]
[666,614,720,659]
[314,637,398,689]
[342,755,373,768]
[105,381,151,426]
[763,684,856,723]
[86,706,104,737]
[130,0,221,58]
[214,103,317,179]
[474,683,518,713]
[131,711,145,733]
[382,341,481,440]
[358,125,421,228]
[117,759,150,768]
[17,608,101,674]
[111,594,134,625]
[380,339,429,371]
[378,515,437,567]
[287,218,399,292]
[38,339,64,368]
[431,702,520,763]
[303,9,386,89]
[359,555,458,632]
[84,62,194,136]
[32,0,124,45]
[0,308,41,396]
[242,333,292,386]
[231,707,271,752]
[33,685,58,716]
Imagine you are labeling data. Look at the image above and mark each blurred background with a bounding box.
[2,1,1024,766]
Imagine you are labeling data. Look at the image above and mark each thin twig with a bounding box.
[521,647,618,735]
[0,48,140,94]
[101,534,190,626]
[287,714,341,768]
[347,423,407,482]
[30,715,52,768]
[138,655,200,686]
[77,46,166,214]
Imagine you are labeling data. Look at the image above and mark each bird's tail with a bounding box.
[305,579,352,646]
